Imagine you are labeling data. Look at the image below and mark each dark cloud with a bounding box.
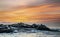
[48,0,60,3]
[44,0,60,7]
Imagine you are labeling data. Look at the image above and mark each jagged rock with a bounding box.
[36,24,50,31]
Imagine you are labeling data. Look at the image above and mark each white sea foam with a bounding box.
[0,29,60,37]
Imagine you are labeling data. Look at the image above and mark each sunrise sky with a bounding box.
[0,0,60,28]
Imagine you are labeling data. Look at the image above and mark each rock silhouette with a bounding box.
[0,23,59,33]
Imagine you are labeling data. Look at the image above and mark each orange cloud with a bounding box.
[0,4,60,23]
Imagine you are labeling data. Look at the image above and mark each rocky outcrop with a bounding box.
[0,23,59,33]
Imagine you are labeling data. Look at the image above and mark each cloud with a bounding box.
[0,5,60,22]
[47,0,60,3]
[0,0,60,11]
[0,0,60,27]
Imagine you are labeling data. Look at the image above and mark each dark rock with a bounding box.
[36,24,50,31]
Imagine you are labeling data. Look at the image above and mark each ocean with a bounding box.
[0,28,60,37]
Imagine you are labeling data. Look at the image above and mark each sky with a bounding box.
[0,0,60,28]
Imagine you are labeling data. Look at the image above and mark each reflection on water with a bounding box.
[0,32,60,37]
[0,29,60,37]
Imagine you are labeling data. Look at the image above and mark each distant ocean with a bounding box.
[0,28,60,37]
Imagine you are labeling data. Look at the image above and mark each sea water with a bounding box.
[0,28,60,37]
